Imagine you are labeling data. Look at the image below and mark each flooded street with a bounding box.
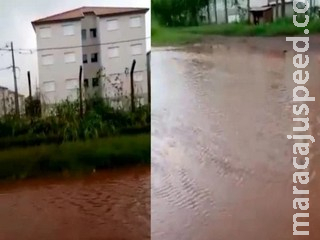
[0,166,150,240]
[151,38,320,240]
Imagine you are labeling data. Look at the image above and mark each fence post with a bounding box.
[147,51,151,105]
[79,65,83,118]
[27,71,32,100]
[130,59,136,113]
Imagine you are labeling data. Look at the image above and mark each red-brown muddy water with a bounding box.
[0,166,150,240]
[152,38,320,240]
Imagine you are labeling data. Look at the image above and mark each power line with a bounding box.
[2,36,151,55]
[0,66,12,71]
[0,43,10,51]
[0,51,10,56]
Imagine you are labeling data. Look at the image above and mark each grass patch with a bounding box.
[152,17,320,46]
[0,134,150,181]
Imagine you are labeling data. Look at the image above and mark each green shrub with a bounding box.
[0,97,151,147]
[0,124,150,150]
[0,134,150,180]
[152,16,320,46]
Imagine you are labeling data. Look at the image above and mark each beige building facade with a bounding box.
[0,86,25,117]
[32,6,149,107]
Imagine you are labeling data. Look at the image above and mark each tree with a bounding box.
[275,0,279,19]
[206,0,211,23]
[224,0,228,23]
[281,0,285,18]
[152,0,210,26]
[213,0,218,23]
[247,0,250,23]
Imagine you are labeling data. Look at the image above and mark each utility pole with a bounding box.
[10,42,20,117]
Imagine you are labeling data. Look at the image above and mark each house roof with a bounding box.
[250,6,272,11]
[0,86,25,97]
[269,0,293,5]
[32,6,149,26]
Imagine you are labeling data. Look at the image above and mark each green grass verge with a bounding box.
[0,134,150,181]
[0,124,150,150]
[152,17,320,46]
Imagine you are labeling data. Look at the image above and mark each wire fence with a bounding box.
[0,54,151,118]
[0,36,151,55]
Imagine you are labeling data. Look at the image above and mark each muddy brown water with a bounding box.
[152,38,320,240]
[0,166,150,240]
[2,37,320,240]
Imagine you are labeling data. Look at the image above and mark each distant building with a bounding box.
[0,86,25,117]
[268,0,294,20]
[202,0,294,24]
[32,6,149,107]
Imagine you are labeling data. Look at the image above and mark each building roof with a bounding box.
[269,0,293,5]
[250,6,272,11]
[0,86,25,98]
[32,6,149,26]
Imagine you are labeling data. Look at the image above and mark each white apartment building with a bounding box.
[32,6,149,107]
[0,86,25,117]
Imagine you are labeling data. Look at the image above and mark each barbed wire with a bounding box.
[0,66,12,71]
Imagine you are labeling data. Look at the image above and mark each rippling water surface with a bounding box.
[0,167,150,240]
[151,41,320,240]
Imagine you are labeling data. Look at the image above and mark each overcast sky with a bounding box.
[0,0,151,95]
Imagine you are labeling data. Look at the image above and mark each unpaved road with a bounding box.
[151,37,320,240]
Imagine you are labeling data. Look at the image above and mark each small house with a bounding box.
[250,6,273,24]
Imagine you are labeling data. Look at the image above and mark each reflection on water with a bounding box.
[0,167,150,240]
[151,42,320,240]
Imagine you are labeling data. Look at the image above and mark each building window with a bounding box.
[91,53,98,63]
[131,44,142,55]
[92,78,99,87]
[108,47,119,58]
[137,97,145,106]
[65,79,78,101]
[90,28,97,38]
[82,29,87,40]
[130,16,141,28]
[134,71,143,82]
[43,81,55,92]
[106,19,118,31]
[42,54,54,65]
[84,79,89,88]
[63,24,75,36]
[39,27,51,38]
[64,52,76,63]
[83,54,87,64]
[65,79,78,90]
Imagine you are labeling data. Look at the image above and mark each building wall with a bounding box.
[0,87,25,117]
[205,0,294,23]
[35,20,83,104]
[35,12,148,107]
[271,2,294,20]
[81,14,102,98]
[0,88,9,116]
[98,13,148,104]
